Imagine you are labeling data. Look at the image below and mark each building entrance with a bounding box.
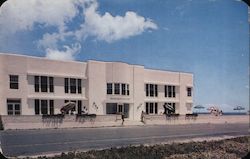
[106,103,130,118]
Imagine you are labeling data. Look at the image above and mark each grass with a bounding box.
[27,136,249,159]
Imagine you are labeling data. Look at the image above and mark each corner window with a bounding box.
[7,99,21,115]
[187,87,192,97]
[9,75,19,89]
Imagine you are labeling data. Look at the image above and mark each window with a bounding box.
[49,100,54,115]
[9,75,18,89]
[70,78,76,94]
[49,77,54,93]
[35,99,54,115]
[127,84,130,95]
[35,99,40,115]
[121,83,126,95]
[35,76,39,92]
[107,83,112,94]
[35,76,53,93]
[187,87,192,97]
[145,102,158,114]
[77,100,82,114]
[7,99,21,115]
[77,79,82,93]
[64,78,69,93]
[65,78,82,94]
[64,100,82,114]
[41,76,48,92]
[41,100,48,115]
[114,83,120,95]
[106,103,117,114]
[165,85,176,98]
[146,84,158,97]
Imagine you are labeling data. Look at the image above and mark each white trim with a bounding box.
[27,72,87,79]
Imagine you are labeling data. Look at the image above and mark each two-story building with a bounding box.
[0,53,193,121]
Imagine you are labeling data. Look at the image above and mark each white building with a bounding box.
[0,53,193,121]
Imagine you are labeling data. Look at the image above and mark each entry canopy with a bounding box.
[60,102,76,114]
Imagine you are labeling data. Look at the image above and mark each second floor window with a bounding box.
[34,76,54,93]
[9,75,19,89]
[146,84,158,97]
[64,78,82,94]
[107,83,112,94]
[165,85,176,98]
[187,87,192,97]
[114,83,120,95]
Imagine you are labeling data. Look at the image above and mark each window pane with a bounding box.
[9,75,19,89]
[107,83,112,94]
[41,100,48,115]
[173,86,176,97]
[150,103,154,114]
[64,78,69,93]
[106,103,117,114]
[187,87,192,97]
[41,76,48,92]
[165,85,167,97]
[127,84,129,95]
[121,83,126,95]
[77,100,82,114]
[146,84,149,96]
[49,77,54,93]
[150,84,154,97]
[155,85,158,97]
[155,103,158,114]
[35,99,40,115]
[49,100,54,115]
[114,83,120,95]
[70,78,76,94]
[168,86,172,97]
[77,79,82,94]
[146,103,149,114]
[34,76,39,92]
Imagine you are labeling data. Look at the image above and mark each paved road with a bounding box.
[0,123,249,157]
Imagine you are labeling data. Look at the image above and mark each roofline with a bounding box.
[0,52,193,74]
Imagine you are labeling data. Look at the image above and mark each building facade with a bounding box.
[0,53,193,121]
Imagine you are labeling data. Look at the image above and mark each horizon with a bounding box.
[0,0,249,112]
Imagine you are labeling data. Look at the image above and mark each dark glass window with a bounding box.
[70,78,76,94]
[77,79,82,94]
[107,83,112,94]
[9,75,19,89]
[127,84,130,95]
[7,99,21,115]
[106,103,117,114]
[64,78,69,93]
[49,77,54,93]
[187,87,192,97]
[146,84,149,96]
[155,85,158,97]
[41,100,48,115]
[149,84,154,97]
[149,103,154,114]
[168,86,172,97]
[164,85,167,97]
[41,76,48,92]
[121,83,126,95]
[173,86,176,98]
[146,103,149,114]
[114,83,120,95]
[78,100,82,114]
[34,76,39,92]
[155,103,158,114]
[49,100,54,115]
[35,99,40,115]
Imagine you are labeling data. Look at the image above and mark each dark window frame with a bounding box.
[107,83,113,94]
[49,77,54,93]
[9,75,19,89]
[114,83,120,95]
[121,83,126,95]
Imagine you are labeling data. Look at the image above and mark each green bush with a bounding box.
[0,115,4,130]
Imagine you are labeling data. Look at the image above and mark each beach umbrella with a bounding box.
[193,105,205,113]
[233,106,245,111]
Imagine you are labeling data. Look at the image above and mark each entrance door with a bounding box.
[118,104,129,118]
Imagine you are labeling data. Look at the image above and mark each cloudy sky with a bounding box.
[0,0,249,112]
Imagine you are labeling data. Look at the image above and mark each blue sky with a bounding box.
[0,0,249,112]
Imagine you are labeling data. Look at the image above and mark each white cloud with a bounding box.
[78,1,157,42]
[45,43,81,61]
[0,0,158,60]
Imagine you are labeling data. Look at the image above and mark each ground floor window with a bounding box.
[145,102,158,114]
[106,103,129,118]
[34,99,54,115]
[7,99,21,115]
[164,103,176,114]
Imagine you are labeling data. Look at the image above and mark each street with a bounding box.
[0,123,249,157]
